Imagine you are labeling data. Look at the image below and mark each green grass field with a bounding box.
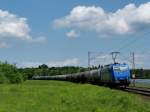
[0,80,149,112]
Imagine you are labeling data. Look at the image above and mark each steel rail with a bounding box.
[124,87,150,96]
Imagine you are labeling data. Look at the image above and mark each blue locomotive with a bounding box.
[100,63,131,86]
[32,63,131,87]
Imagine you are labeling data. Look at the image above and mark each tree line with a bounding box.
[0,62,88,84]
[18,64,88,79]
[0,62,150,84]
[132,69,150,79]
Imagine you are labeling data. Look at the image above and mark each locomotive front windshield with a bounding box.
[113,66,129,72]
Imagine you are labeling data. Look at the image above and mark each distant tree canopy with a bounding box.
[0,62,150,84]
[0,62,89,83]
[19,66,89,79]
[132,69,150,79]
[38,64,48,69]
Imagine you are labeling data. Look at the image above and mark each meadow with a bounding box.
[0,80,149,112]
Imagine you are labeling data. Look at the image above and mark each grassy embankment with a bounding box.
[0,80,149,112]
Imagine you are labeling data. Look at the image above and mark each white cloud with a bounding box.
[66,30,79,38]
[18,58,80,68]
[47,58,80,67]
[26,36,46,43]
[0,42,9,48]
[53,2,150,37]
[0,9,46,42]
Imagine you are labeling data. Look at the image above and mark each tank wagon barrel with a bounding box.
[32,70,100,83]
[32,75,68,81]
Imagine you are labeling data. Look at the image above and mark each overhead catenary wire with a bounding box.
[89,30,150,68]
[109,30,150,66]
[114,31,150,52]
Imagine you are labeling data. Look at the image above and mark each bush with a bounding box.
[0,62,24,84]
[0,73,8,84]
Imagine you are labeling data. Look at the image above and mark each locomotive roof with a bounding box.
[104,63,128,67]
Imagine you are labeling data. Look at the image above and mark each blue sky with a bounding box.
[0,0,150,68]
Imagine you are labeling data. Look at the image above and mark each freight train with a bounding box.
[32,63,131,87]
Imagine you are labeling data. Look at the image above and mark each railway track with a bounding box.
[124,87,150,96]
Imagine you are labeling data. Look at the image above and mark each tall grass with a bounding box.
[0,80,149,112]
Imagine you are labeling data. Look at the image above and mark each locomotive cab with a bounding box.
[112,64,130,85]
